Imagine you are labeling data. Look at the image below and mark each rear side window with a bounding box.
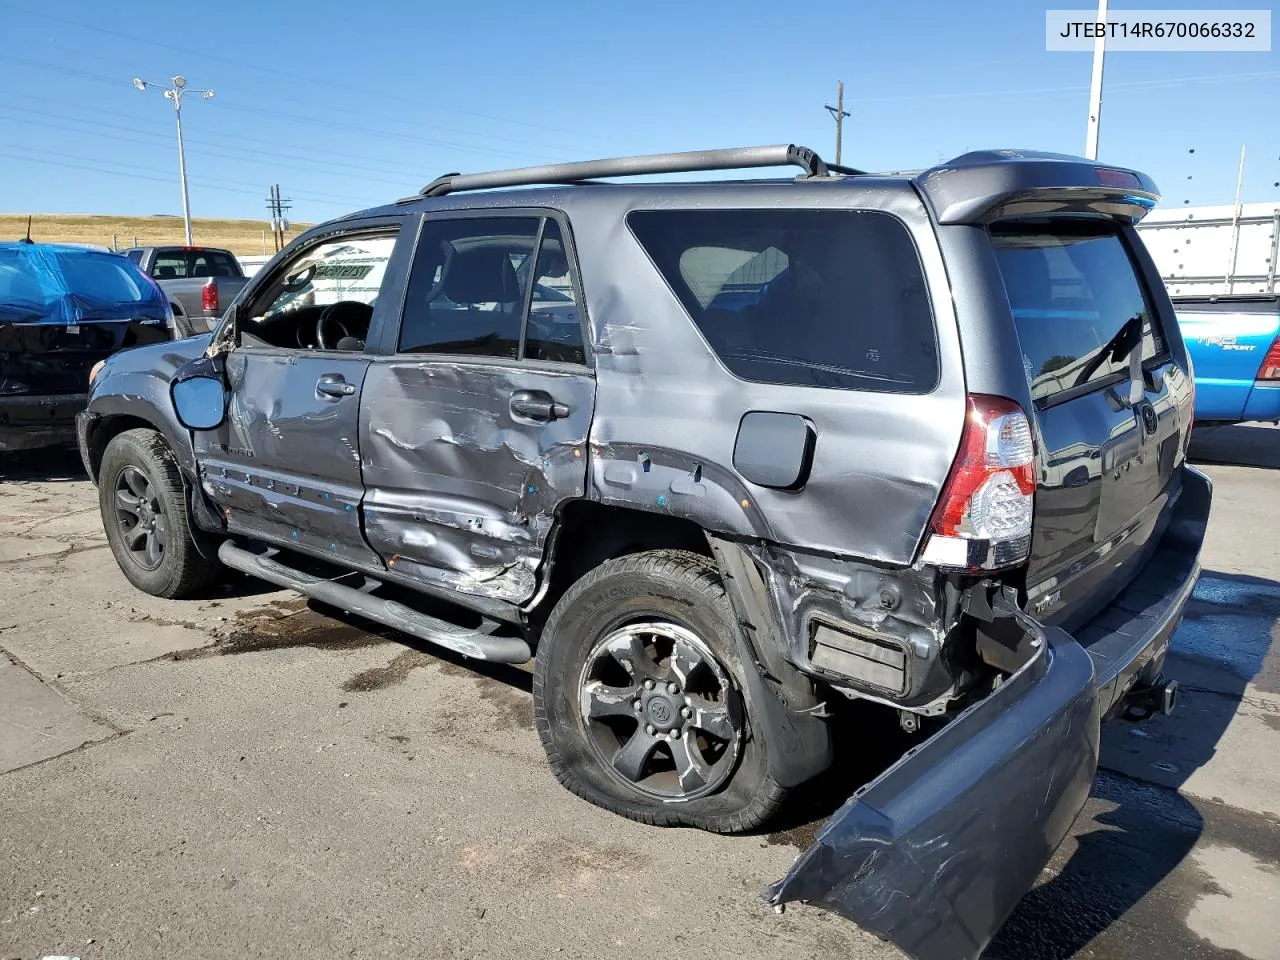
[991,222,1165,403]
[628,209,938,393]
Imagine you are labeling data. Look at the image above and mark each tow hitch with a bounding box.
[1118,675,1179,721]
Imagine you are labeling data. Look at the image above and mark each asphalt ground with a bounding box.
[2,423,1278,960]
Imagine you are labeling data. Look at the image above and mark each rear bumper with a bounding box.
[0,393,87,452]
[766,466,1211,960]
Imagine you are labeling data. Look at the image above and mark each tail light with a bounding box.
[201,279,218,315]
[920,395,1036,571]
[1258,335,1280,381]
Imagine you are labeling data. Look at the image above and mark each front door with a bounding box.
[359,213,595,604]
[195,224,406,567]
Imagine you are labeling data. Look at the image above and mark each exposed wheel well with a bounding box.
[532,501,712,625]
[85,415,161,482]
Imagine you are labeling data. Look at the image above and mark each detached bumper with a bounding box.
[0,394,86,452]
[766,468,1210,960]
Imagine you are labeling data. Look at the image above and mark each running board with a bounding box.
[217,541,532,664]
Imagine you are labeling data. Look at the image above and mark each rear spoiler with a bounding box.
[913,150,1160,226]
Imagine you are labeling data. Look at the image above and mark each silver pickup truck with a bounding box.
[122,245,249,338]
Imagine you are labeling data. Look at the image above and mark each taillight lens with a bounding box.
[201,279,218,314]
[921,395,1036,571]
[1258,335,1280,381]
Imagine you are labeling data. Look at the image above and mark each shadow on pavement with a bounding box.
[0,446,87,482]
[987,568,1279,957]
[1189,422,1280,469]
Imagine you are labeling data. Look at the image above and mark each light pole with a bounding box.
[132,75,214,245]
[1084,0,1107,159]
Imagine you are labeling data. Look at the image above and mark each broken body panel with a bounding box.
[766,466,1207,960]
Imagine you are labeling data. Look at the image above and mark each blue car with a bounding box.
[0,241,173,453]
[1174,295,1280,423]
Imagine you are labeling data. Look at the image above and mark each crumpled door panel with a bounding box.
[766,629,1098,960]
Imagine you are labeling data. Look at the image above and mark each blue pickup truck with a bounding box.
[1174,295,1280,423]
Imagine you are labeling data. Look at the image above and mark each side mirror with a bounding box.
[170,355,228,430]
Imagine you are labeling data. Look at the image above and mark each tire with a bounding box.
[533,549,788,833]
[98,428,218,599]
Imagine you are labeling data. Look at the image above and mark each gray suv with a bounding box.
[77,145,1209,959]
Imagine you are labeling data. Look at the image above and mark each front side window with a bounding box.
[398,216,587,363]
[628,209,938,393]
[991,221,1164,403]
[239,231,399,350]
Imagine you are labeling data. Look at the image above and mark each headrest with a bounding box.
[441,246,521,305]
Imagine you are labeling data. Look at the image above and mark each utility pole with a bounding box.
[1084,0,1108,159]
[825,81,851,166]
[133,76,214,245]
[265,185,292,253]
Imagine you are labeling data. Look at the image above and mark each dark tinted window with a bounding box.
[399,218,545,359]
[991,222,1164,402]
[151,249,239,279]
[524,221,586,364]
[124,249,144,265]
[628,209,937,393]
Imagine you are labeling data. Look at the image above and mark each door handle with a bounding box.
[510,390,570,422]
[316,375,356,400]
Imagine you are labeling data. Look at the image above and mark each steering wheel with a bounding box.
[315,301,369,350]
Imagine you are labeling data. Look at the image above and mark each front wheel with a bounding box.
[99,428,218,599]
[533,549,788,833]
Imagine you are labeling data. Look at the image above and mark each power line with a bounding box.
[0,145,370,209]
[0,54,567,164]
[0,93,452,181]
[0,105,420,194]
[0,3,607,144]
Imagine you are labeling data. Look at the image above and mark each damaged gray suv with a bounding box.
[78,145,1209,959]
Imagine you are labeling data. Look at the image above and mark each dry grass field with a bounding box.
[0,214,314,257]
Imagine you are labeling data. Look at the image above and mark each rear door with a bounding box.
[990,220,1192,628]
[359,211,595,604]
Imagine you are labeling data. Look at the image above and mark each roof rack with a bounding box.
[418,144,863,198]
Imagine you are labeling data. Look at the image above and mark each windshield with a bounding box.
[0,245,168,324]
[991,222,1164,403]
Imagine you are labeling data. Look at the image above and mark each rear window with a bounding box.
[150,249,240,279]
[991,222,1165,403]
[628,209,938,393]
[0,246,164,323]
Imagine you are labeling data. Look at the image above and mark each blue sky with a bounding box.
[0,0,1276,226]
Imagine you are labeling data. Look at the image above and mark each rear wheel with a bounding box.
[99,428,218,599]
[533,549,788,833]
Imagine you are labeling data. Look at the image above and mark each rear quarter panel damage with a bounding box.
[556,180,967,566]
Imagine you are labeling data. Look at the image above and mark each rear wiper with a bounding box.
[1075,313,1146,391]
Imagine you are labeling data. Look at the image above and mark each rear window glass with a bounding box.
[628,209,938,393]
[991,222,1165,403]
[0,246,164,323]
[150,249,240,279]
